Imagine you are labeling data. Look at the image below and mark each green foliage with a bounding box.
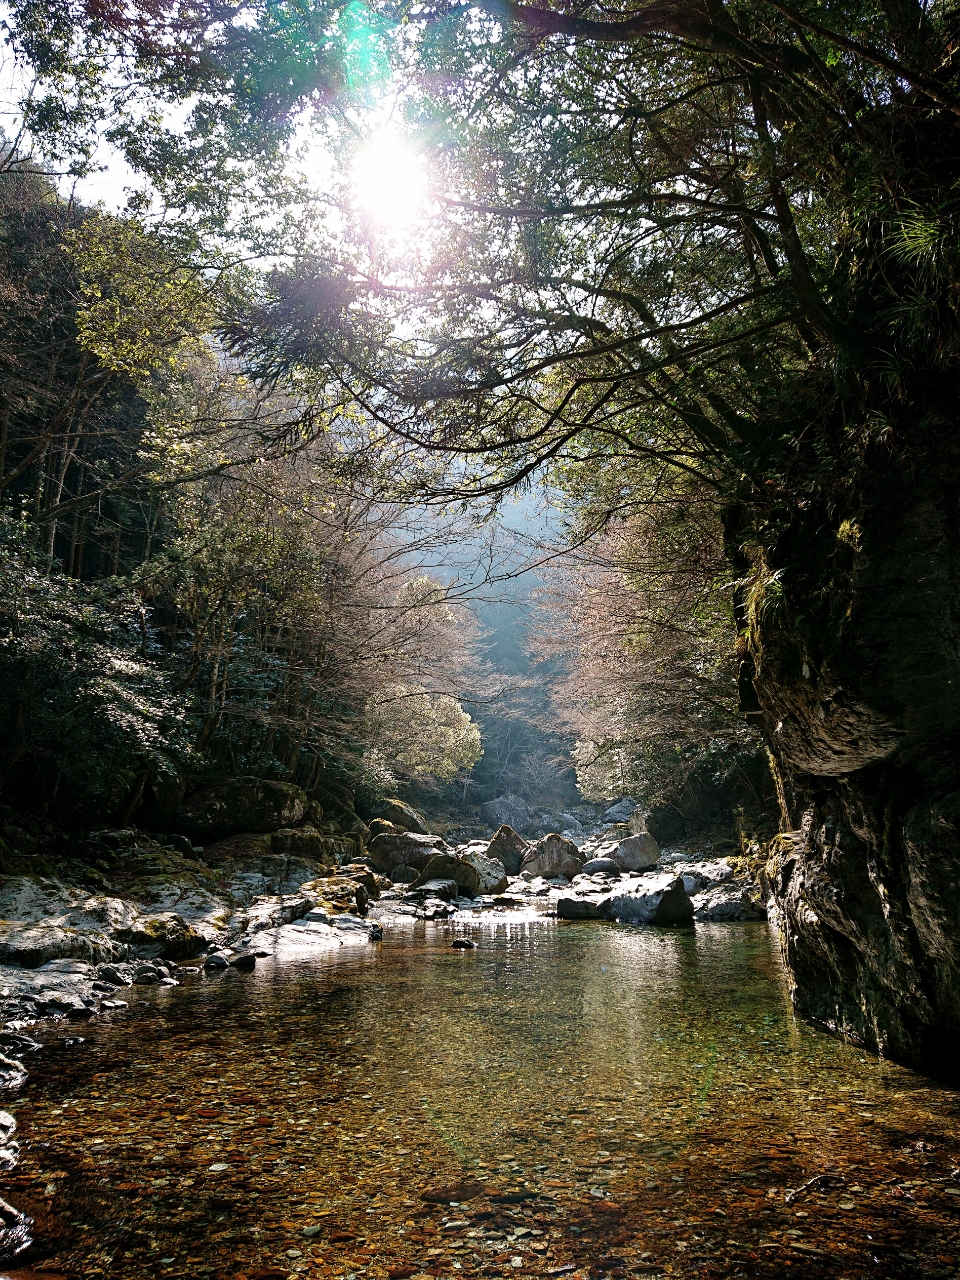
[0,512,186,819]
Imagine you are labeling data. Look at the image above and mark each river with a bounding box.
[2,920,959,1279]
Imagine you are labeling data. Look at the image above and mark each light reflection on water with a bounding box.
[3,919,960,1279]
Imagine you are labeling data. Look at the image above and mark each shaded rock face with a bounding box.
[486,825,530,876]
[737,456,960,1079]
[175,778,310,842]
[411,854,481,899]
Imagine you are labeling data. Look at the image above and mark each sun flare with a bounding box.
[351,133,427,238]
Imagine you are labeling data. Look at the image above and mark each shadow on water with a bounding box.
[2,920,960,1279]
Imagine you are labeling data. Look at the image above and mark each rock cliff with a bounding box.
[736,440,960,1079]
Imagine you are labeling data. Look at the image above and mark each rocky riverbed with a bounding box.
[0,817,765,1057]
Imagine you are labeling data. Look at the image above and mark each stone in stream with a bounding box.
[97,964,132,986]
[204,953,230,970]
[451,938,476,949]
[410,854,481,898]
[557,873,694,925]
[0,1054,27,1088]
[421,1180,487,1203]
[228,953,257,969]
[521,834,583,880]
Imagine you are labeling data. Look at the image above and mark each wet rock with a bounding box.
[96,962,132,983]
[204,953,229,970]
[367,832,449,874]
[0,1033,40,1056]
[133,969,160,985]
[411,854,481,898]
[369,798,430,835]
[486,825,530,876]
[37,991,96,1017]
[451,938,476,949]
[0,1055,26,1088]
[228,953,256,970]
[521,834,583,880]
[0,1110,18,1171]
[404,878,460,904]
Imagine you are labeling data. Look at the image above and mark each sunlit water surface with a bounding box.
[3,920,960,1280]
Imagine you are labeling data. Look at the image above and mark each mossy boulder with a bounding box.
[369,798,430,835]
[175,777,309,841]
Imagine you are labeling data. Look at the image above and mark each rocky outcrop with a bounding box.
[733,443,960,1079]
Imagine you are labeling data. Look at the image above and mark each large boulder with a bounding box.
[367,832,449,874]
[369,798,430,835]
[557,873,694,925]
[458,843,509,894]
[601,874,694,925]
[486,825,530,875]
[613,833,660,871]
[521,833,583,880]
[602,797,637,824]
[175,777,309,842]
[411,854,481,898]
[481,795,535,835]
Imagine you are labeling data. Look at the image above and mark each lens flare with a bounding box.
[352,134,427,237]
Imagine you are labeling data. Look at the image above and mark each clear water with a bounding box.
[3,919,960,1280]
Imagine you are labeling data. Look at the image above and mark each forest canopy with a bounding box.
[1,0,957,825]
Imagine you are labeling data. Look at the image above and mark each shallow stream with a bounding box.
[2,920,960,1280]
